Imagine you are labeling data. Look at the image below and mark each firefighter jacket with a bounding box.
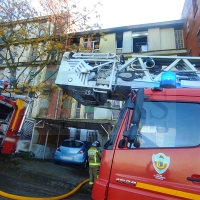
[88,146,102,166]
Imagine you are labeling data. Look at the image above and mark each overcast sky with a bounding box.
[98,0,186,28]
[32,0,186,29]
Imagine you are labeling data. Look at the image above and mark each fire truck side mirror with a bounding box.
[131,88,144,124]
[127,125,138,143]
[127,126,142,148]
[118,139,125,148]
[127,88,144,144]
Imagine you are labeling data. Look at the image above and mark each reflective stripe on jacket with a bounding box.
[88,146,101,166]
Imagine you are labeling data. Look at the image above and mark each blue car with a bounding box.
[54,139,92,169]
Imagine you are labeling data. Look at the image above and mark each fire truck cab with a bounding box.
[56,52,200,199]
[0,91,33,155]
[92,87,200,200]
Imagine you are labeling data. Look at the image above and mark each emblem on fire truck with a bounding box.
[152,153,170,174]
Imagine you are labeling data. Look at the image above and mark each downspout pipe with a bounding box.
[54,89,61,119]
[56,126,61,148]
[101,124,110,140]
[56,127,68,147]
[43,126,53,160]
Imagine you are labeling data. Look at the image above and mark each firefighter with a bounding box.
[88,140,102,190]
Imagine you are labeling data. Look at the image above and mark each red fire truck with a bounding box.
[0,87,34,155]
[56,52,200,199]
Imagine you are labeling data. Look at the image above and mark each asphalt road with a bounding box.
[0,156,92,200]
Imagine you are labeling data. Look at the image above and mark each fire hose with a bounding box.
[0,179,89,200]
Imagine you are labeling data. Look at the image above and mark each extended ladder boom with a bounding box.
[55,52,200,106]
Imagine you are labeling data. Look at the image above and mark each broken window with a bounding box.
[84,38,100,53]
[38,22,47,37]
[71,38,80,52]
[132,32,148,53]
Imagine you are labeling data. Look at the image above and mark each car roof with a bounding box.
[63,139,91,143]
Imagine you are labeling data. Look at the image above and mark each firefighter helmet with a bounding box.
[92,140,101,147]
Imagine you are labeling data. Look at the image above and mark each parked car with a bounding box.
[54,139,92,169]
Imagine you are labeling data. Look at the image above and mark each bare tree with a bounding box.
[0,0,102,95]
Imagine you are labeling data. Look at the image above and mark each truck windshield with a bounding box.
[128,101,200,148]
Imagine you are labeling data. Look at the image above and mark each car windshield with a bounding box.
[61,140,83,148]
[128,101,200,148]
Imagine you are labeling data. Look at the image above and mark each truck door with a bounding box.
[107,101,200,200]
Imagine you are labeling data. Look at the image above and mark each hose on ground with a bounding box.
[0,178,89,200]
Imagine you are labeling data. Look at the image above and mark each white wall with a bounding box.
[80,129,87,141]
[31,144,56,159]
[94,108,112,119]
[148,28,176,51]
[69,128,77,139]
[160,28,176,50]
[100,33,116,53]
[122,31,133,53]
[148,28,161,51]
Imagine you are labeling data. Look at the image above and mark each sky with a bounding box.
[97,0,186,28]
[32,0,186,29]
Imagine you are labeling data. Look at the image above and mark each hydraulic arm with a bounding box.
[55,52,200,106]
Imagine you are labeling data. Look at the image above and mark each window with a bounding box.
[75,101,81,118]
[87,131,98,143]
[174,30,184,49]
[192,0,198,17]
[84,40,99,52]
[116,32,123,54]
[187,20,190,33]
[45,70,57,80]
[75,129,80,140]
[84,106,94,119]
[132,32,148,53]
[71,38,80,51]
[38,23,46,37]
[0,105,13,123]
[62,140,83,148]
[197,28,200,48]
[127,101,200,148]
[30,45,44,62]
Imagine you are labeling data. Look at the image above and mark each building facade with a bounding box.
[182,0,200,56]
[67,19,186,58]
[1,16,193,158]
